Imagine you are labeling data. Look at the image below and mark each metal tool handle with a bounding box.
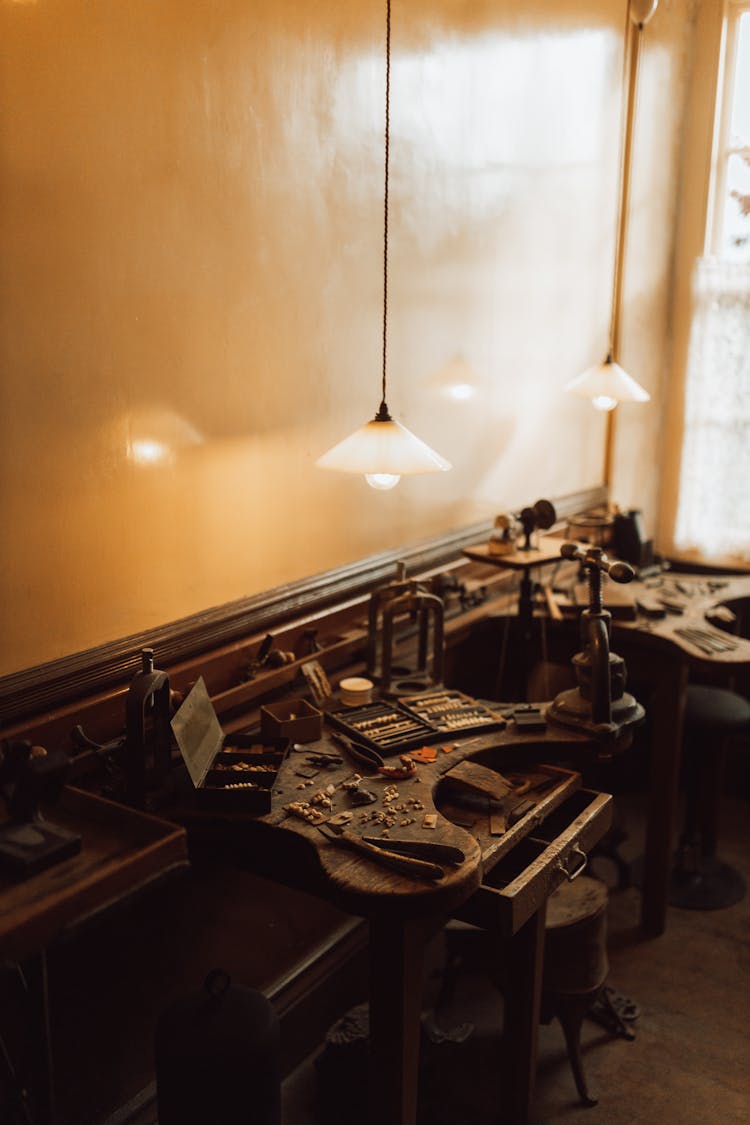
[338,829,445,881]
[361,836,465,865]
[560,542,634,585]
[557,842,587,882]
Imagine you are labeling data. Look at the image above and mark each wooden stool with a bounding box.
[541,875,609,1108]
[669,684,750,910]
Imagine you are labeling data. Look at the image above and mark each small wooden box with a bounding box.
[172,678,288,813]
[260,698,322,743]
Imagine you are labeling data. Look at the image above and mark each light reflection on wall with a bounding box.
[333,28,612,186]
[122,407,204,468]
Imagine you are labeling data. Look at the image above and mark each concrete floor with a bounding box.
[281,792,750,1124]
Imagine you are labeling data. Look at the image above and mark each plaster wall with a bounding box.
[0,0,693,674]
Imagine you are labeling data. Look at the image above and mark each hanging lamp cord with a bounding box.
[376,0,392,422]
[608,2,641,361]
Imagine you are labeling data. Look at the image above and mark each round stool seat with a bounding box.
[684,684,750,733]
[544,876,609,995]
[542,876,610,1107]
[669,684,750,911]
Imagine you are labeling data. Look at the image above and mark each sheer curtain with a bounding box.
[673,257,750,562]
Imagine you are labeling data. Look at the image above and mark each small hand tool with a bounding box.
[674,626,737,654]
[506,798,536,826]
[361,836,465,865]
[315,822,445,880]
[328,732,417,778]
[304,751,343,769]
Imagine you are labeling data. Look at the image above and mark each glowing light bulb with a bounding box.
[446,383,475,401]
[365,472,401,490]
[592,395,618,412]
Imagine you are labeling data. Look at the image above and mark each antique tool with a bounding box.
[674,626,737,654]
[329,731,418,779]
[300,660,333,707]
[361,836,465,865]
[507,704,547,732]
[326,699,437,754]
[518,499,557,550]
[366,561,445,695]
[329,731,381,772]
[506,798,536,827]
[0,740,81,877]
[400,689,506,736]
[126,648,173,808]
[246,633,295,679]
[315,822,445,880]
[488,498,557,555]
[304,751,343,769]
[547,544,644,749]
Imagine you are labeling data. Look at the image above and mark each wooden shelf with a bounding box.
[0,787,187,960]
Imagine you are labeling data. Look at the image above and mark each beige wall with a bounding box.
[0,0,692,675]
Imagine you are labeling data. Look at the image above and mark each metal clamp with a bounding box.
[558,842,587,882]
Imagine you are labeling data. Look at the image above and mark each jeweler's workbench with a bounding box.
[183,709,612,1125]
[604,570,750,935]
[463,545,750,938]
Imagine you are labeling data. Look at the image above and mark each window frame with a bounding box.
[707,0,750,257]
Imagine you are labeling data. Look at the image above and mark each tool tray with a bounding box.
[198,735,289,812]
[325,690,506,755]
[171,678,289,813]
[399,689,506,737]
[324,700,440,755]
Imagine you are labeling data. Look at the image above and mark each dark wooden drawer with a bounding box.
[452,789,612,936]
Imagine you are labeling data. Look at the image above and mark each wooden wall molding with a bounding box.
[0,488,606,727]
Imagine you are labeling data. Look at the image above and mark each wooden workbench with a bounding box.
[610,572,750,935]
[463,540,750,937]
[183,714,613,1125]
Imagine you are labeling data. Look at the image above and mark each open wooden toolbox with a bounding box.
[171,677,289,812]
[436,755,613,937]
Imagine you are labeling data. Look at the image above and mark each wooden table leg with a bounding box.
[500,905,546,1125]
[25,950,57,1125]
[367,915,437,1125]
[641,656,689,936]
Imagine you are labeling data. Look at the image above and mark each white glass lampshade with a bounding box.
[316,413,451,489]
[565,357,650,412]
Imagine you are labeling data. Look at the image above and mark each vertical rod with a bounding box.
[380,0,391,410]
[605,7,643,490]
[603,405,616,488]
[610,17,642,359]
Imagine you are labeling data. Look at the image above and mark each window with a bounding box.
[674,1,750,562]
[712,6,750,261]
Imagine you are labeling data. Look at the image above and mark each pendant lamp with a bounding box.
[565,0,657,484]
[316,0,451,491]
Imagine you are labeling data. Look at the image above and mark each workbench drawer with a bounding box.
[453,789,612,936]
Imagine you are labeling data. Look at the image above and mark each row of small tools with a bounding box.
[328,701,433,749]
[402,690,504,732]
